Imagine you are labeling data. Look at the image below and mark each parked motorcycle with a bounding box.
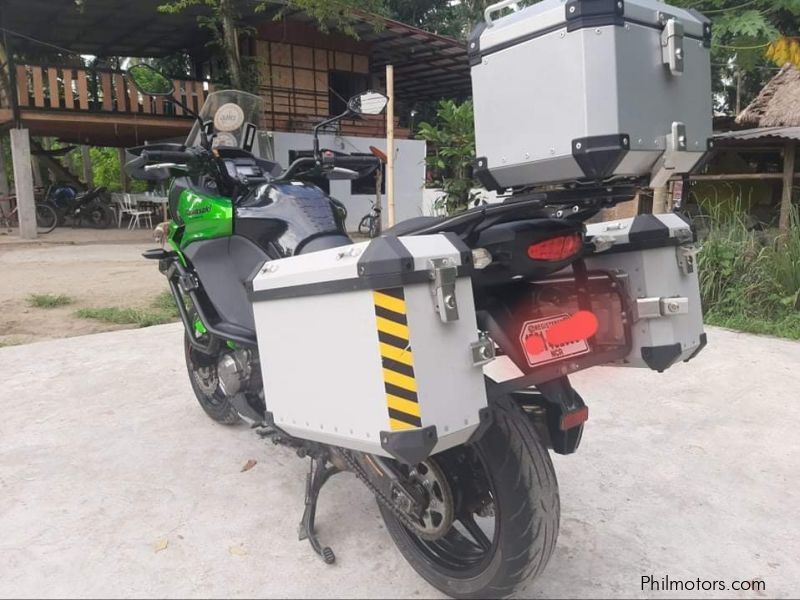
[125,61,706,599]
[46,184,115,228]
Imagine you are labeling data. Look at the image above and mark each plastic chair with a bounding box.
[121,193,153,230]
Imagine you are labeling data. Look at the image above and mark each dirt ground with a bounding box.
[0,228,168,345]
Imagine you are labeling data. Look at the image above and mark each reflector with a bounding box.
[560,406,589,431]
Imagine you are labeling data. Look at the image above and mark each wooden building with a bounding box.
[0,0,471,237]
[0,0,470,147]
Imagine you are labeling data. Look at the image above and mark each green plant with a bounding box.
[27,294,74,308]
[151,291,182,317]
[0,337,25,348]
[416,99,479,214]
[75,290,181,328]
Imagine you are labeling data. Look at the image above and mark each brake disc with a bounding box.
[407,460,455,541]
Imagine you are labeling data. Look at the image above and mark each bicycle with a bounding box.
[356,144,387,239]
[0,195,59,234]
[357,199,382,238]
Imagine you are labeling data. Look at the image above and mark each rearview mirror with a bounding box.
[127,64,174,97]
[348,91,388,116]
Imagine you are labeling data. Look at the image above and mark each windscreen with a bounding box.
[186,90,263,149]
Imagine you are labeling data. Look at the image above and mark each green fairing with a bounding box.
[177,189,233,248]
[167,221,187,266]
[193,318,208,336]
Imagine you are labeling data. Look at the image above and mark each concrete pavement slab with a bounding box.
[0,324,798,598]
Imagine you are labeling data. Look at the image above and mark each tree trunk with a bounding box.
[219,0,242,89]
[118,147,129,193]
[780,141,795,233]
[0,136,10,197]
[81,145,94,188]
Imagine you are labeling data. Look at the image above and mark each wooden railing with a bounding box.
[12,64,211,118]
[3,63,411,139]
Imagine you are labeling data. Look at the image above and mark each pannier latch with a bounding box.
[429,258,459,322]
[676,244,699,275]
[660,15,685,76]
[636,297,689,319]
[470,333,495,367]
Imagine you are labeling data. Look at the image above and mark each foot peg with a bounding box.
[299,454,341,565]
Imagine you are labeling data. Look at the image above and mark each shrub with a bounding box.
[698,205,800,338]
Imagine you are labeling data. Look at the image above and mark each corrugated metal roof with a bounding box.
[715,127,800,142]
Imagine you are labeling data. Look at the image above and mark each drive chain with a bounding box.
[340,449,422,531]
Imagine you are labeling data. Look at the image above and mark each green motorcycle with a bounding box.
[126,64,649,599]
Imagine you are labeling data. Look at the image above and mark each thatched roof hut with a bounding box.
[737,63,800,128]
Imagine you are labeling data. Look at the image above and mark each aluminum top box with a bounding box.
[469,0,713,191]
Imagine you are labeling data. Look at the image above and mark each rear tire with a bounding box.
[184,333,241,425]
[83,202,114,229]
[358,214,372,236]
[369,214,381,238]
[379,396,559,599]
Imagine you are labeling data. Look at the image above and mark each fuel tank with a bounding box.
[235,181,351,257]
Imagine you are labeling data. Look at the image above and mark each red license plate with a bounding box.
[519,313,591,368]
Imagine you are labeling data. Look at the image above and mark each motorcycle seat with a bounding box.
[381,215,447,237]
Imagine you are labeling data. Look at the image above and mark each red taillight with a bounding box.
[527,234,582,261]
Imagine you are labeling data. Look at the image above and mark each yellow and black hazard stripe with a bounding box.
[373,287,422,431]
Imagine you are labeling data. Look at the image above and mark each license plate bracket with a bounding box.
[519,313,591,368]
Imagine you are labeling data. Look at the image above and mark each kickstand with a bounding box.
[298,455,341,564]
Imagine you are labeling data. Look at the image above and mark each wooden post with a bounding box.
[780,141,796,233]
[10,128,37,239]
[118,147,129,193]
[81,145,94,188]
[386,64,396,227]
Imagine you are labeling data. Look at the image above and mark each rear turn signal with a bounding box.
[527,234,583,261]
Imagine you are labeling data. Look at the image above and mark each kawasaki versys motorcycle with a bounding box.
[125,64,703,599]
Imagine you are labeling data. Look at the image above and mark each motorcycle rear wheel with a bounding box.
[379,396,559,599]
[184,333,241,425]
[82,202,114,229]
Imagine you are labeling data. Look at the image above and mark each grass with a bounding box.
[706,312,800,340]
[75,290,181,328]
[698,202,800,340]
[0,337,25,348]
[28,293,74,308]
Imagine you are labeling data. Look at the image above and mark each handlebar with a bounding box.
[141,149,195,164]
[144,163,186,172]
[278,154,380,181]
[328,155,380,170]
